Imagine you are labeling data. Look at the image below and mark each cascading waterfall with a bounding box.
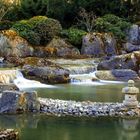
[14,70,56,91]
[70,62,124,85]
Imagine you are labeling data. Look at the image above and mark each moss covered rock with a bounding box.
[44,38,80,57]
[0,30,34,58]
[81,32,117,57]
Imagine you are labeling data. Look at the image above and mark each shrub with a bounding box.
[11,20,32,32]
[28,16,47,26]
[11,20,40,45]
[95,14,131,39]
[0,20,14,30]
[33,18,62,45]
[20,31,41,46]
[11,16,62,45]
[61,28,87,46]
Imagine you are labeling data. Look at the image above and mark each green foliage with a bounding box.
[0,20,14,30]
[11,19,41,45]
[11,20,32,32]
[19,0,48,18]
[11,16,62,45]
[61,28,87,46]
[95,14,131,39]
[28,16,47,26]
[20,31,41,45]
[33,18,62,45]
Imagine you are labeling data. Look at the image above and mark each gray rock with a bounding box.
[0,90,40,113]
[95,69,139,81]
[0,30,34,58]
[0,84,18,92]
[23,65,70,84]
[81,33,117,57]
[127,24,140,45]
[123,42,140,53]
[0,90,25,113]
[97,52,138,71]
[45,38,80,57]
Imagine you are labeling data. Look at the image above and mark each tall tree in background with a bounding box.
[19,0,48,18]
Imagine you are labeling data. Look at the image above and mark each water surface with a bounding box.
[0,115,140,140]
[36,82,139,102]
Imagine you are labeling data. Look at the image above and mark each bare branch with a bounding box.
[77,7,96,32]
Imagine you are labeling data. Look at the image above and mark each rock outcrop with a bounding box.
[81,33,117,57]
[123,24,140,53]
[44,38,80,57]
[97,51,140,72]
[127,24,140,45]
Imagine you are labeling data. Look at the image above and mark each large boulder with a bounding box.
[0,30,34,58]
[44,38,80,57]
[95,69,139,81]
[97,51,140,72]
[81,33,117,57]
[0,90,40,113]
[127,24,140,45]
[23,64,70,84]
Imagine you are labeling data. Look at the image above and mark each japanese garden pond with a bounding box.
[1,82,140,140]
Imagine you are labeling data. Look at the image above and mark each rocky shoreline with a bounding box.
[39,98,140,118]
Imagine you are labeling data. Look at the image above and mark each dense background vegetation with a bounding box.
[0,0,140,47]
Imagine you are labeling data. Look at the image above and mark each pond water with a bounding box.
[36,82,140,102]
[1,114,140,140]
[2,81,140,140]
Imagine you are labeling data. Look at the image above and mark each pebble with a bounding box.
[39,98,140,117]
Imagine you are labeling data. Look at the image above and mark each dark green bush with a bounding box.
[61,28,87,46]
[33,18,62,45]
[95,14,131,39]
[0,20,14,30]
[11,19,40,45]
[11,20,32,32]
[11,16,62,45]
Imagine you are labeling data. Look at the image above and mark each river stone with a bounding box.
[127,24,140,45]
[95,69,139,81]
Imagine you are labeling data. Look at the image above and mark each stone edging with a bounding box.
[39,98,140,117]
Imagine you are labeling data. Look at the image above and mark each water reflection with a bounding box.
[118,118,139,140]
[0,115,140,140]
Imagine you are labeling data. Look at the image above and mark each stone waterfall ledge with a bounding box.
[39,98,140,117]
[0,129,19,140]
